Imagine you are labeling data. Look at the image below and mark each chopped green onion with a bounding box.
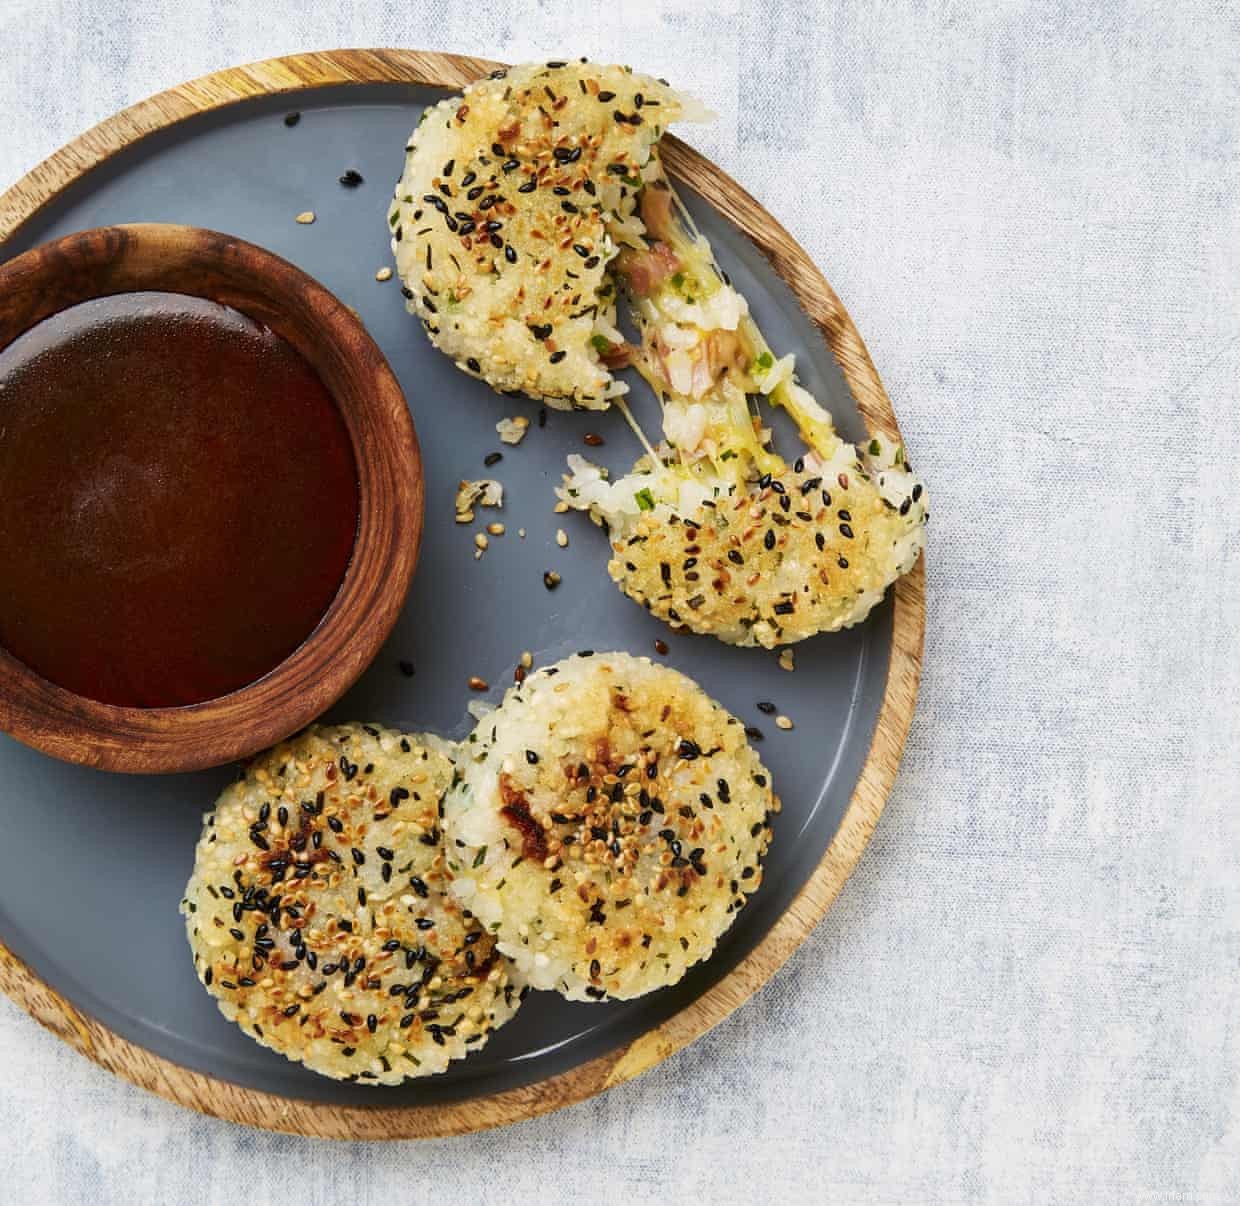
[634,487,655,511]
[590,334,611,353]
[720,449,737,461]
[755,351,774,371]
[868,438,882,456]
[472,846,487,868]
[671,272,685,288]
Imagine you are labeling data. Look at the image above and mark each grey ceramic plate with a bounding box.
[0,81,894,1108]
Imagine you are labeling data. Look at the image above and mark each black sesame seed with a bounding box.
[550,350,567,364]
[339,169,364,187]
[283,111,301,127]
[467,357,481,372]
[764,529,776,551]
[505,244,518,263]
[840,523,854,538]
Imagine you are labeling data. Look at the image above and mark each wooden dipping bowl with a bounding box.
[0,224,423,773]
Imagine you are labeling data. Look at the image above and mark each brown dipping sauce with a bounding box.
[0,292,359,708]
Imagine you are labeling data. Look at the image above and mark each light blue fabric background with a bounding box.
[0,2,1236,1202]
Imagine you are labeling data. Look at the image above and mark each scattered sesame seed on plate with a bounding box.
[375,266,393,281]
[488,522,505,536]
[295,210,316,225]
[775,715,794,731]
[778,648,795,672]
[468,676,489,691]
[556,528,569,548]
[553,500,569,514]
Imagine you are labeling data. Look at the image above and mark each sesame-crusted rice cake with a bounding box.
[388,60,706,408]
[559,435,926,648]
[443,653,778,1001]
[181,724,525,1084]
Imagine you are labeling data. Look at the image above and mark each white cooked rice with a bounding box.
[443,653,778,1001]
[388,61,706,409]
[181,724,526,1084]
[558,435,927,647]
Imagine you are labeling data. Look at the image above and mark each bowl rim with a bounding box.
[0,222,424,773]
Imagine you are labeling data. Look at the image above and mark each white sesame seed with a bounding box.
[520,651,533,669]
[553,500,569,514]
[487,522,505,535]
[775,715,794,730]
[778,648,796,672]
[556,528,569,547]
[474,533,489,550]
[374,266,392,281]
[295,210,316,225]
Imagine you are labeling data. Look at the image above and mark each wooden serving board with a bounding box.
[0,49,924,1139]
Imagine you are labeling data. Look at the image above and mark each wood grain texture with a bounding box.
[0,223,424,772]
[0,49,925,1138]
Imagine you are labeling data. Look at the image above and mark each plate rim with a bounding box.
[0,47,925,1139]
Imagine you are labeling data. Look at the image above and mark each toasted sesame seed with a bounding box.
[295,211,316,225]
[375,266,393,281]
[468,676,489,691]
[775,715,794,730]
[778,648,795,672]
[543,570,561,590]
[556,528,569,547]
[488,522,506,536]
